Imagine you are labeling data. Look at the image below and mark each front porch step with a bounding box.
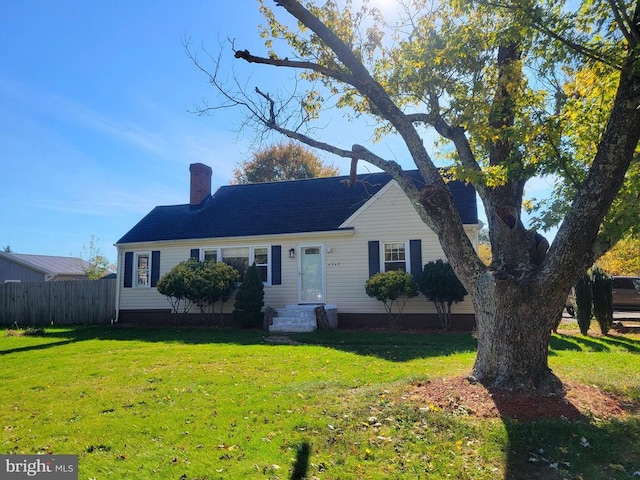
[266,304,338,333]
[269,316,317,333]
[268,305,318,333]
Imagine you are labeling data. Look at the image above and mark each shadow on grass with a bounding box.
[2,325,639,363]
[1,325,480,362]
[502,415,640,479]
[550,332,640,353]
[289,442,310,480]
[0,326,265,359]
[0,339,77,356]
[291,329,479,362]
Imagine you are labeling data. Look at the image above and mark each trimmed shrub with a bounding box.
[592,267,614,335]
[158,259,238,324]
[573,274,592,335]
[417,260,467,331]
[193,261,238,325]
[365,270,418,330]
[233,263,265,328]
[157,260,197,320]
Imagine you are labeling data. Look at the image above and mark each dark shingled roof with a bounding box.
[117,171,477,244]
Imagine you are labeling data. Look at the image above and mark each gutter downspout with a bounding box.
[114,247,121,323]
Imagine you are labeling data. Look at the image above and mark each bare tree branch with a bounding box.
[233,49,356,85]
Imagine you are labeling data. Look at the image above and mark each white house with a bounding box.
[114,163,479,330]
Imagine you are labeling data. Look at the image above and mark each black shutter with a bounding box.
[271,245,282,285]
[190,248,200,261]
[123,252,133,288]
[151,251,161,287]
[368,241,380,277]
[409,239,422,278]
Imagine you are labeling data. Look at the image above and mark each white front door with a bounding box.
[299,246,324,303]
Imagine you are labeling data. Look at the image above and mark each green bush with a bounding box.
[5,327,46,337]
[417,260,467,331]
[573,274,592,335]
[591,267,614,335]
[365,270,418,330]
[157,259,238,324]
[233,263,265,328]
[157,260,197,319]
[193,261,239,325]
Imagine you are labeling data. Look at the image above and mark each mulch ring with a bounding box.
[406,376,639,421]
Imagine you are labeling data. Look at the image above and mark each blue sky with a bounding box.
[0,1,554,264]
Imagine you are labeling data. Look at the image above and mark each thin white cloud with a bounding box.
[0,77,167,156]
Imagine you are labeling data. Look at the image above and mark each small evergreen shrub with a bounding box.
[365,270,418,330]
[574,274,592,335]
[591,267,614,335]
[233,263,265,328]
[417,260,467,331]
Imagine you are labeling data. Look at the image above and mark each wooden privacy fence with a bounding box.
[0,279,116,325]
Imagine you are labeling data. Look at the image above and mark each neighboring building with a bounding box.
[0,253,92,282]
[115,163,479,329]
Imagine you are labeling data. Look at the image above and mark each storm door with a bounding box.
[299,246,325,303]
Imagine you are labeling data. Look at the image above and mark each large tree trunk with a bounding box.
[469,272,565,394]
[227,0,640,396]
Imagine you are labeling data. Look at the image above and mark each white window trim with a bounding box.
[203,248,218,262]
[134,252,151,288]
[197,245,272,285]
[381,241,409,273]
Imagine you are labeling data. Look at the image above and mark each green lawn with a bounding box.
[1,326,638,479]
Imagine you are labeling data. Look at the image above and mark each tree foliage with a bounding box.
[193,0,640,393]
[596,236,640,275]
[417,260,468,331]
[527,63,640,248]
[81,236,113,280]
[477,228,492,266]
[232,141,339,184]
[365,270,418,330]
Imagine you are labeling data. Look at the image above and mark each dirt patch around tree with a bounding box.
[406,376,638,421]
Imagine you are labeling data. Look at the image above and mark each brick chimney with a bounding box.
[189,163,212,206]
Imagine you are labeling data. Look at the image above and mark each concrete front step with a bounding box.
[269,316,317,333]
[267,304,338,333]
